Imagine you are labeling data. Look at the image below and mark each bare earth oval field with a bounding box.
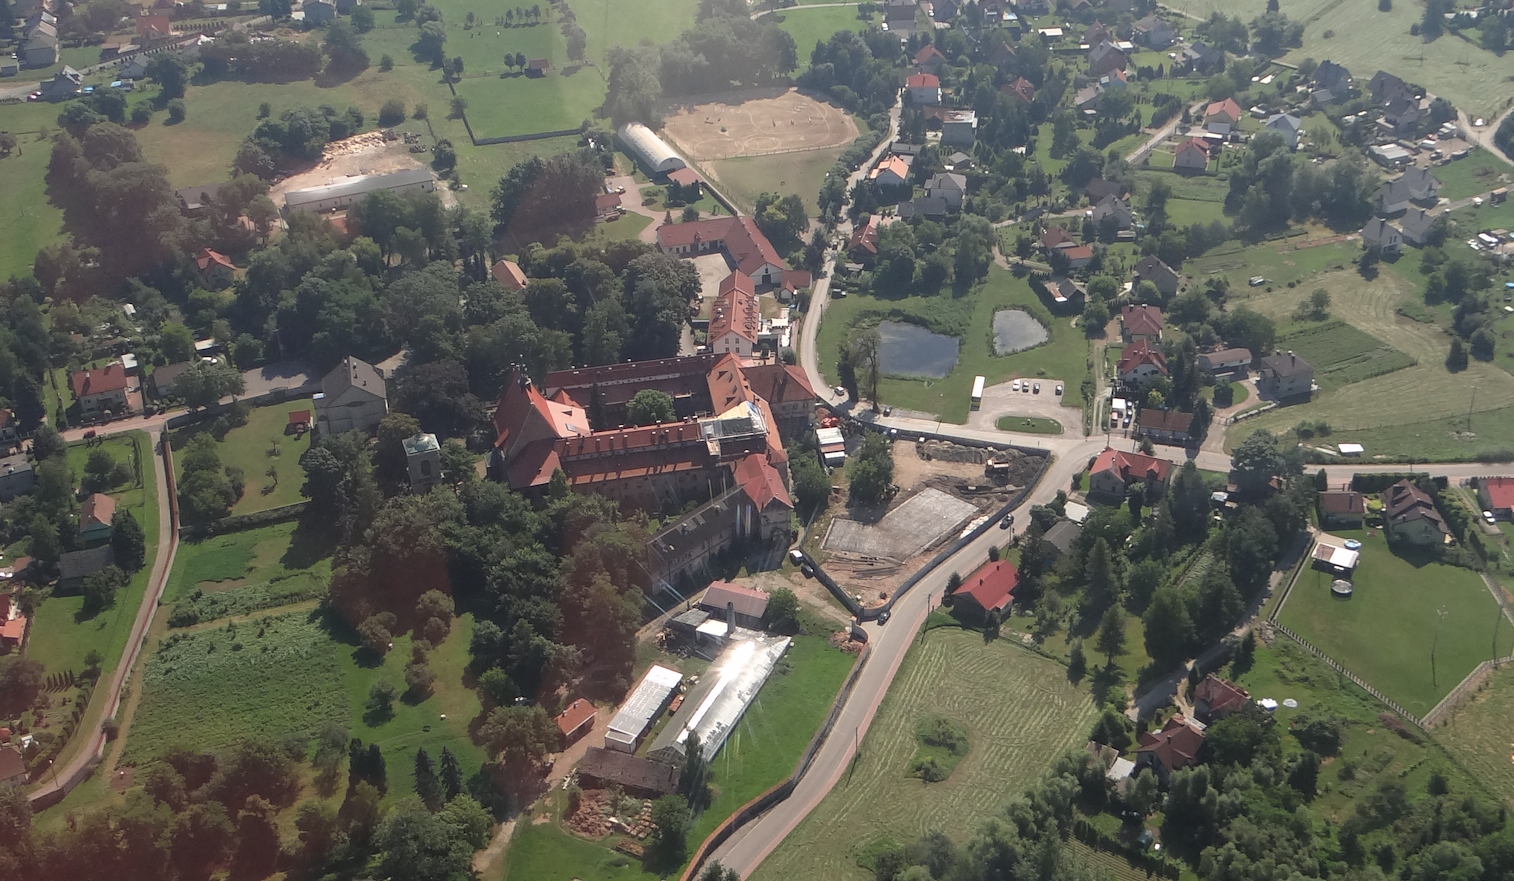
[660,87,858,161]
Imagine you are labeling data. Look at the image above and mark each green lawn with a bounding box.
[1186,237,1358,291]
[704,147,849,215]
[750,626,1098,881]
[505,808,654,881]
[817,264,1090,425]
[162,519,333,626]
[0,101,69,280]
[1431,149,1512,201]
[1441,663,1514,808]
[1278,525,1512,718]
[774,5,878,55]
[995,415,1063,434]
[170,399,314,515]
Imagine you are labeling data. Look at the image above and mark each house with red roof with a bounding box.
[1318,490,1366,528]
[906,72,942,105]
[698,580,772,629]
[1204,98,1242,133]
[1193,675,1251,723]
[1088,447,1171,499]
[847,214,883,266]
[869,155,911,189]
[1478,477,1514,520]
[914,43,946,73]
[491,259,528,292]
[1120,304,1163,343]
[0,593,27,653]
[71,364,130,419]
[195,248,235,289]
[1134,714,1205,778]
[1117,339,1168,387]
[1000,76,1035,105]
[1039,225,1076,251]
[1062,244,1094,269]
[950,559,1019,618]
[79,493,116,546]
[1135,409,1196,446]
[554,698,597,745]
[1174,137,1211,172]
[709,271,760,358]
[742,362,817,438]
[1088,41,1127,77]
[657,217,788,288]
[0,744,25,786]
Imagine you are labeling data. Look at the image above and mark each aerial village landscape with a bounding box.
[8,0,1514,880]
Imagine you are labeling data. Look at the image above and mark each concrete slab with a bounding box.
[823,487,979,561]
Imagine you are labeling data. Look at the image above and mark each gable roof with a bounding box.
[1043,520,1082,556]
[1001,76,1035,103]
[1117,340,1168,376]
[0,744,24,782]
[554,698,597,738]
[1482,477,1514,510]
[1039,226,1075,250]
[1063,244,1094,263]
[71,364,129,398]
[1133,254,1180,288]
[1319,490,1366,516]
[1362,217,1402,244]
[1090,447,1171,484]
[1399,207,1438,239]
[1197,347,1252,367]
[579,747,678,794]
[1194,675,1250,716]
[1266,113,1302,134]
[491,259,528,291]
[175,183,222,211]
[742,362,817,408]
[1121,304,1163,336]
[1135,714,1205,772]
[321,356,387,401]
[1137,409,1194,435]
[81,493,116,530]
[847,213,882,254]
[906,72,940,89]
[734,452,792,511]
[700,581,770,619]
[926,172,967,192]
[914,44,946,66]
[1205,98,1241,122]
[656,217,786,278]
[1314,59,1350,90]
[869,155,911,183]
[709,271,759,345]
[953,559,1019,614]
[1260,352,1311,377]
[1383,478,1443,525]
[59,545,115,582]
[196,248,234,274]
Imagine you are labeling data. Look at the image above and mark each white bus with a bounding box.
[970,375,986,410]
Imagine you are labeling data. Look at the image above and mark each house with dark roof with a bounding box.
[924,172,967,210]
[1117,340,1168,388]
[1374,168,1441,216]
[1197,347,1252,375]
[58,545,116,594]
[1120,304,1163,343]
[1180,41,1223,75]
[950,559,1019,618]
[1193,675,1250,723]
[71,364,130,419]
[1088,41,1127,77]
[1383,479,1448,546]
[1312,60,1351,103]
[554,698,597,745]
[1132,255,1180,298]
[1398,208,1440,247]
[0,409,16,450]
[175,183,222,217]
[0,454,35,503]
[1084,177,1124,203]
[0,744,26,786]
[1042,519,1082,561]
[1135,714,1205,778]
[1090,194,1132,231]
[1257,352,1313,399]
[1479,477,1514,520]
[314,356,388,436]
[1088,447,1170,499]
[1361,217,1404,254]
[657,217,788,288]
[23,21,58,67]
[1368,70,1412,105]
[1380,94,1424,134]
[1265,113,1303,149]
[1131,15,1175,48]
[1135,409,1195,446]
[1317,490,1366,528]
[578,747,678,797]
[148,361,194,400]
[39,65,82,100]
[79,493,116,546]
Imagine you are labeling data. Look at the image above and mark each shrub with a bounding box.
[167,99,187,122]
[379,54,394,71]
[379,99,406,127]
[914,756,947,782]
[404,662,436,698]
[130,103,152,125]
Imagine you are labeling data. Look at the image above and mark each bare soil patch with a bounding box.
[660,87,858,161]
[268,133,451,210]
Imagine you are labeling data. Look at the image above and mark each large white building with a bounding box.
[283,167,436,213]
[314,356,389,436]
[618,122,687,174]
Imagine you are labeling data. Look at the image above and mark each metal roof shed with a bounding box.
[604,664,683,752]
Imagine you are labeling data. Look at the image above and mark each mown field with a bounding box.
[1278,524,1512,718]
[1272,319,1416,391]
[817,264,1089,425]
[772,4,878,58]
[171,399,314,515]
[0,101,69,281]
[748,626,1099,881]
[703,147,845,215]
[1163,0,1514,118]
[1440,663,1514,808]
[162,519,332,627]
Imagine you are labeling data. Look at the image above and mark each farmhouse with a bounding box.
[39,66,82,100]
[490,259,528,292]
[578,747,677,797]
[697,581,770,630]
[0,454,35,503]
[1135,409,1195,446]
[924,172,968,210]
[1265,113,1302,150]
[313,356,388,436]
[1117,340,1169,387]
[1119,304,1162,343]
[1317,490,1366,528]
[1173,137,1211,172]
[1398,208,1440,247]
[283,168,436,213]
[554,698,597,745]
[1478,477,1514,520]
[1132,255,1180,298]
[1374,168,1441,216]
[950,559,1020,618]
[906,72,942,105]
[708,271,760,358]
[1193,675,1250,723]
[1088,447,1170,499]
[1257,352,1313,399]
[657,217,788,287]
[1360,217,1404,254]
[1383,479,1449,546]
[1134,714,1205,778]
[71,364,130,419]
[79,493,116,546]
[604,664,684,752]
[1203,98,1242,133]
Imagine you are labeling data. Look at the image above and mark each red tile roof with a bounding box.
[554,698,597,738]
[1090,447,1171,484]
[710,271,759,345]
[657,217,786,279]
[1483,477,1514,511]
[71,364,129,398]
[1121,304,1163,337]
[596,192,623,212]
[733,453,792,511]
[491,371,590,455]
[81,493,115,530]
[1194,675,1250,718]
[196,247,234,274]
[0,744,24,783]
[952,559,1019,615]
[1063,244,1094,262]
[742,363,817,407]
[288,409,311,425]
[906,73,940,89]
[781,269,812,291]
[667,167,700,187]
[0,616,25,644]
[1001,76,1035,103]
[1039,226,1075,249]
[1117,340,1168,376]
[1175,137,1210,163]
[491,259,527,291]
[914,44,946,66]
[1319,491,1366,516]
[1205,97,1241,123]
[700,580,771,619]
[1137,409,1194,435]
[1136,714,1205,772]
[848,214,882,254]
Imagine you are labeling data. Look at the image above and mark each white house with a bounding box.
[940,110,978,146]
[924,172,968,210]
[1374,168,1441,215]
[1173,138,1209,171]
[1360,217,1403,254]
[314,356,389,436]
[906,73,942,106]
[1265,113,1302,149]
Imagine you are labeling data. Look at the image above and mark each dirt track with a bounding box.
[661,87,858,161]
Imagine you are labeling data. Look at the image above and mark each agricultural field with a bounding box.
[1163,0,1514,118]
[748,627,1099,881]
[1440,664,1514,808]
[1277,523,1512,718]
[816,263,1090,425]
[1271,320,1416,391]
[1225,267,1514,460]
[1186,237,1359,291]
[169,399,314,515]
[161,519,333,627]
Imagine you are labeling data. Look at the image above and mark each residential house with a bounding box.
[0,454,35,503]
[1011,0,1048,14]
[847,214,882,266]
[1001,76,1035,105]
[578,747,678,797]
[0,408,16,449]
[1062,244,1094,269]
[1196,347,1252,375]
[1134,714,1206,779]
[1398,208,1440,247]
[1088,447,1171,499]
[906,72,942,105]
[697,581,770,630]
[23,21,58,67]
[1044,276,1084,308]
[924,172,968,210]
[1088,41,1128,78]
[404,431,442,493]
[175,183,222,217]
[1204,98,1242,134]
[987,40,1018,68]
[708,271,760,358]
[58,545,116,594]
[79,493,116,546]
[1193,675,1251,723]
[1081,20,1113,47]
[741,362,817,439]
[490,259,528,292]
[946,151,973,169]
[136,10,172,41]
[914,44,947,73]
[39,66,82,100]
[0,745,25,786]
[1180,41,1223,75]
[1120,304,1163,343]
[0,593,26,652]
[869,155,912,188]
[1374,168,1441,215]
[314,356,389,436]
[1265,113,1302,149]
[1039,226,1076,251]
[657,216,788,287]
[303,0,337,22]
[940,110,978,146]
[1368,70,1412,105]
[195,248,236,289]
[950,559,1019,617]
[666,167,702,197]
[1477,477,1514,520]
[1132,255,1180,298]
[1090,194,1132,231]
[71,364,130,419]
[1135,409,1195,445]
[1099,68,1129,91]
[595,192,623,218]
[526,59,550,76]
[896,196,949,220]
[1173,137,1210,172]
[1,56,19,77]
[148,361,194,399]
[1257,352,1314,399]
[1380,94,1423,134]
[1131,15,1175,48]
[1085,177,1124,203]
[1360,217,1404,254]
[1117,339,1168,387]
[554,698,596,746]
[1042,520,1082,562]
[1312,60,1351,103]
[1317,491,1367,528]
[1075,84,1104,113]
[931,0,958,21]
[1383,478,1449,545]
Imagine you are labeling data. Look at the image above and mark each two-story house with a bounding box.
[314,356,389,436]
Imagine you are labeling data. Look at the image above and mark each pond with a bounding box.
[992,309,1049,355]
[878,321,959,379]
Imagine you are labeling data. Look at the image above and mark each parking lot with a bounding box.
[965,376,1073,433]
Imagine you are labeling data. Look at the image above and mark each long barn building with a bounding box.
[283,167,437,213]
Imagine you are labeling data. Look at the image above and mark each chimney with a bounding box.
[726,601,736,637]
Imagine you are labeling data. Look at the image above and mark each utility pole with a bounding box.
[1468,385,1477,431]
[1432,604,1449,690]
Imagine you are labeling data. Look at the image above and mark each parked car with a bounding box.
[1033,382,1040,393]
[1055,384,1064,395]
[1011,379,1021,391]
[1485,510,1498,525]
[1248,276,1266,287]
[789,549,805,567]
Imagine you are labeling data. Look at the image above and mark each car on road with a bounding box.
[877,610,890,624]
[789,549,805,567]
[1055,384,1063,395]
[800,563,814,579]
[999,512,1014,529]
[1033,382,1040,393]
[833,385,846,397]
[1485,510,1499,525]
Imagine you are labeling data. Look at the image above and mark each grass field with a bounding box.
[1225,266,1514,459]
[1272,319,1416,391]
[26,432,160,681]
[749,627,1099,881]
[703,147,847,215]
[1278,524,1512,717]
[163,520,333,626]
[1439,663,1514,808]
[170,399,313,515]
[1136,169,1229,227]
[995,415,1063,434]
[1187,237,1358,291]
[1164,0,1514,118]
[774,5,878,56]
[1430,148,1512,201]
[0,101,69,280]
[817,264,1089,425]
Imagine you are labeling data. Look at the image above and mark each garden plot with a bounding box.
[823,488,979,562]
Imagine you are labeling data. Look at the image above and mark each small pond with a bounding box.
[878,321,959,379]
[992,309,1049,355]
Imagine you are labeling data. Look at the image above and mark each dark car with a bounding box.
[877,610,890,624]
[999,512,1014,529]
[800,563,815,579]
